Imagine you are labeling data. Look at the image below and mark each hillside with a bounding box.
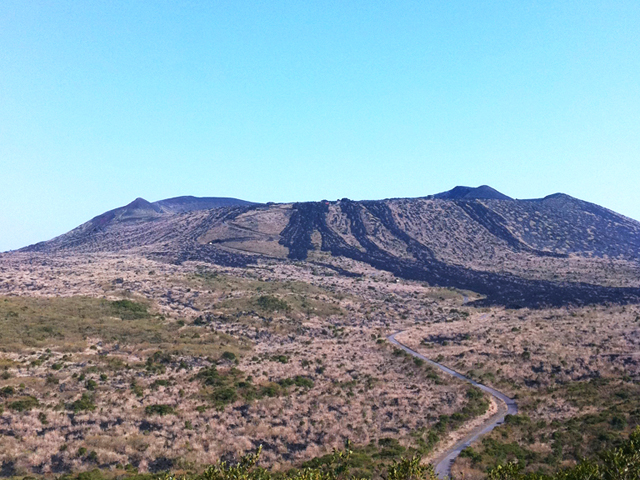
[2,188,640,477]
[18,187,640,307]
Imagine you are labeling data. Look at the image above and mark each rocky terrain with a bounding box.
[19,186,640,308]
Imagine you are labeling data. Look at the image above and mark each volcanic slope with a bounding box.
[19,187,640,307]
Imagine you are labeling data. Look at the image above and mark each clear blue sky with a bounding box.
[1,1,639,251]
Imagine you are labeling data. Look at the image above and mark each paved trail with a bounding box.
[387,331,517,479]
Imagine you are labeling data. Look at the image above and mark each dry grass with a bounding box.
[2,251,638,477]
[0,252,474,476]
[396,304,640,397]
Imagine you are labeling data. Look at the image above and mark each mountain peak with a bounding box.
[127,197,157,209]
[88,197,162,227]
[543,193,576,201]
[432,185,512,201]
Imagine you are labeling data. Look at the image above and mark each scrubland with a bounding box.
[0,253,478,477]
[396,305,640,477]
[1,252,639,479]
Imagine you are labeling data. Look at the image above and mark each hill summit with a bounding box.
[431,185,513,200]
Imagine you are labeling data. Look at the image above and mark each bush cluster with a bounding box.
[487,427,640,479]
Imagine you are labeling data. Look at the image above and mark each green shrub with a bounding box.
[256,295,291,313]
[221,351,237,361]
[212,387,237,406]
[487,427,640,479]
[196,366,222,386]
[278,376,314,389]
[146,351,173,374]
[70,393,96,412]
[110,300,149,320]
[377,438,406,458]
[459,447,482,465]
[505,414,531,426]
[130,382,144,397]
[151,379,170,389]
[259,384,282,398]
[8,395,39,412]
[0,385,15,397]
[145,404,176,415]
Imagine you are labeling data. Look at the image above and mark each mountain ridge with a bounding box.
[14,187,640,308]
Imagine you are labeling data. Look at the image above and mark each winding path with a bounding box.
[387,331,518,479]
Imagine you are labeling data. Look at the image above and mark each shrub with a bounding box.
[259,384,282,398]
[0,385,15,397]
[145,404,176,415]
[148,350,173,364]
[110,299,149,320]
[487,428,640,479]
[278,376,314,389]
[8,396,39,412]
[70,393,96,412]
[193,316,209,326]
[211,387,237,406]
[377,438,406,458]
[130,382,144,397]
[221,351,236,362]
[505,414,531,426]
[256,295,291,313]
[196,366,222,386]
[459,447,482,465]
[151,379,170,389]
